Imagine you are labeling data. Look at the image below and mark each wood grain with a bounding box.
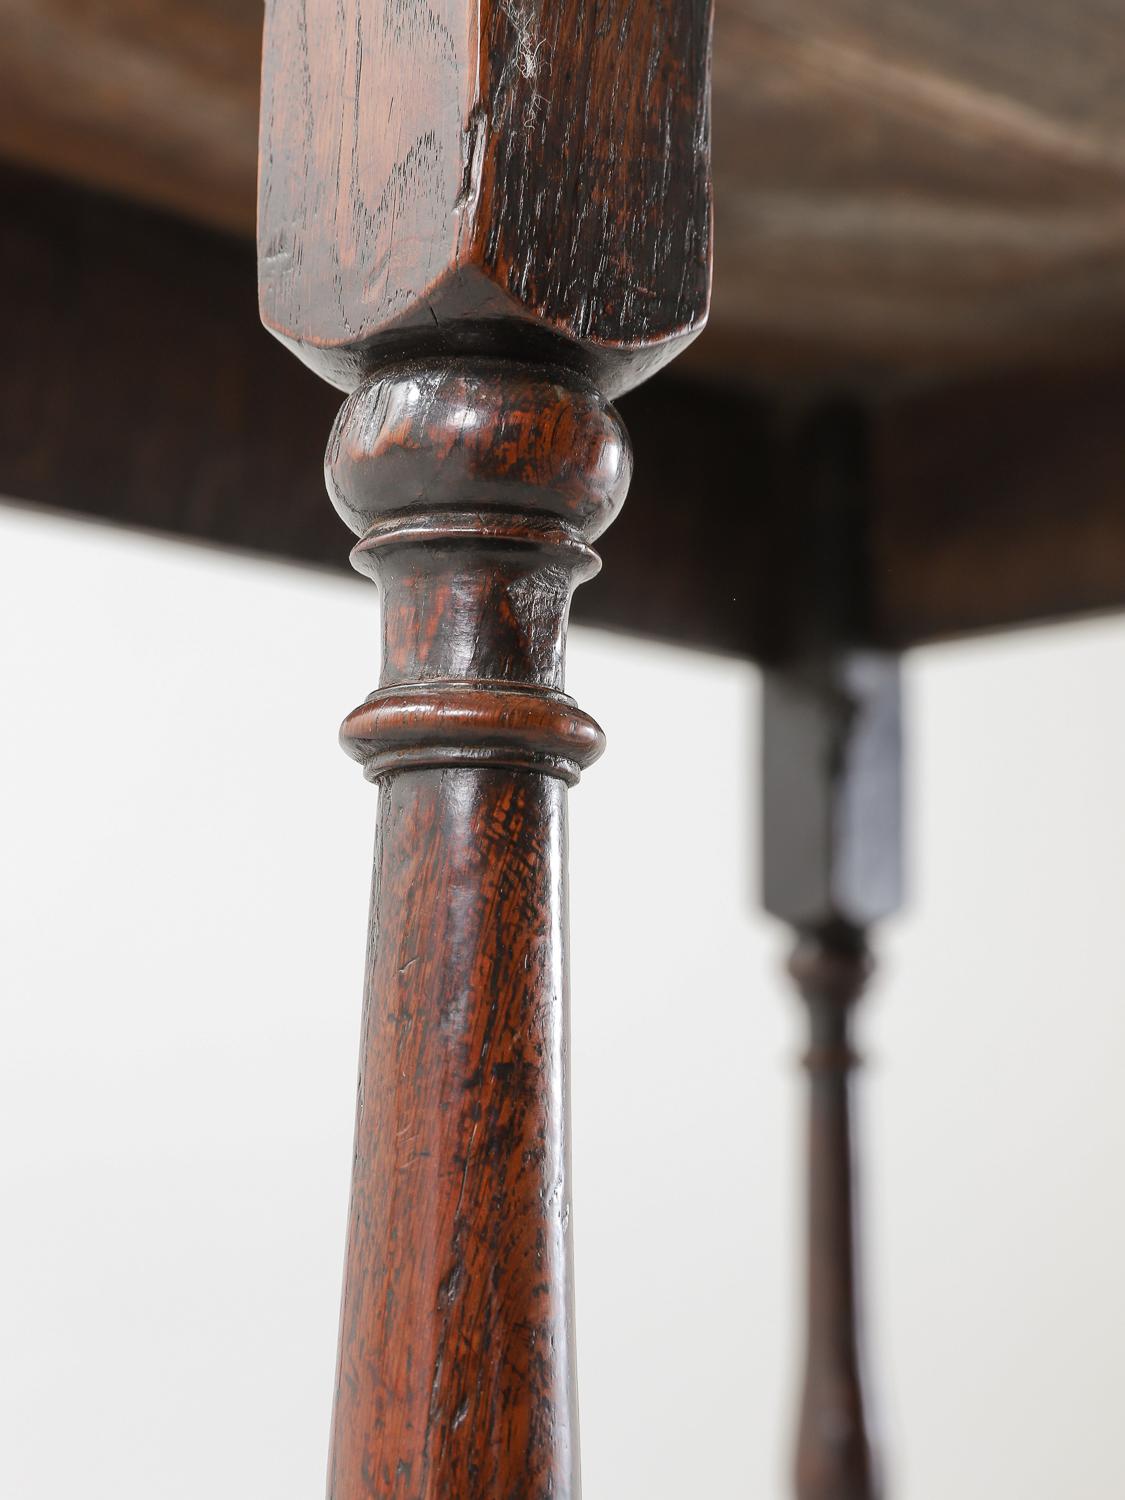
[317,359,630,1499]
[6,0,1125,382]
[0,0,261,233]
[710,0,1125,384]
[258,0,712,395]
[330,762,578,1499]
[256,1,715,1473]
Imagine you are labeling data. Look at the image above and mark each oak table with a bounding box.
[3,2,1125,1497]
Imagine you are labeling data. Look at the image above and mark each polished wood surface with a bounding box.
[5,0,1125,385]
[325,361,627,1497]
[259,0,711,395]
[257,0,712,1491]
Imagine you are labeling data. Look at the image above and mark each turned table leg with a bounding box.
[256,1,712,1495]
[762,411,903,1500]
[765,653,901,1500]
[325,362,625,1495]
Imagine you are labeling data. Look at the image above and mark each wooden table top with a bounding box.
[4,0,1125,392]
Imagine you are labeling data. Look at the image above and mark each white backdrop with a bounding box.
[2,502,1124,1498]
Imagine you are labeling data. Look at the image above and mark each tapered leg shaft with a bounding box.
[331,767,578,1495]
[791,925,881,1500]
[256,2,712,1490]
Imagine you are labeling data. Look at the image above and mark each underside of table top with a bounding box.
[5,0,1124,390]
[2,0,1125,657]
